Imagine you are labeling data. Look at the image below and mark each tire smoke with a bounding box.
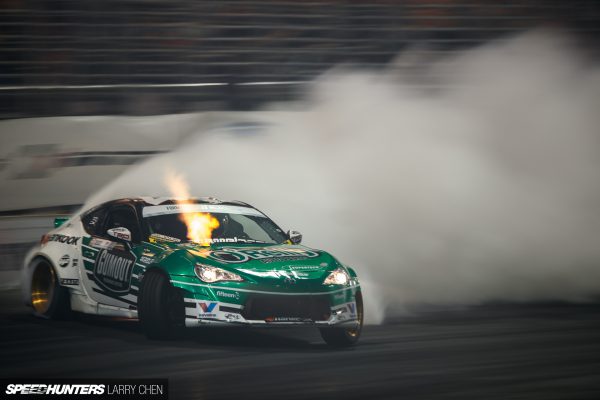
[86,31,600,323]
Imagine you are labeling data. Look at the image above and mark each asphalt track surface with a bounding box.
[1,288,600,400]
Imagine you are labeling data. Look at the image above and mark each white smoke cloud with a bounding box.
[85,31,600,323]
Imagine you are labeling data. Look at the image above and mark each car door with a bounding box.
[80,203,141,309]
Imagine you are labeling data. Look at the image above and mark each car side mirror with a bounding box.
[288,230,302,245]
[107,227,132,242]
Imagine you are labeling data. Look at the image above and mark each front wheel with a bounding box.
[320,291,364,347]
[137,270,184,340]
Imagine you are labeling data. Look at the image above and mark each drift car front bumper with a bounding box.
[171,279,361,328]
[182,298,360,328]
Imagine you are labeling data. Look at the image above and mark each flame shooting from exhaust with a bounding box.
[183,212,220,246]
[164,169,219,246]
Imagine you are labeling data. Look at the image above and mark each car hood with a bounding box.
[154,242,342,282]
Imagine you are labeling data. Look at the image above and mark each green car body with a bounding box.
[81,236,361,327]
[26,197,364,346]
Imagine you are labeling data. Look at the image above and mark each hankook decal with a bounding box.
[48,234,80,245]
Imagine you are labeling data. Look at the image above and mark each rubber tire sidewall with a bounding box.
[138,270,183,340]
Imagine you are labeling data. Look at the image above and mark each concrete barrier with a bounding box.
[0,113,213,212]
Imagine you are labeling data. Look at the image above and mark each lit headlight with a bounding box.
[195,264,243,283]
[323,268,350,285]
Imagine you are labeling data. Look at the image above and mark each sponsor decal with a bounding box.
[207,237,264,244]
[198,302,217,317]
[224,313,241,320]
[287,265,323,270]
[138,250,156,264]
[205,246,320,264]
[260,256,309,264]
[236,269,308,281]
[215,290,240,300]
[142,203,265,218]
[93,249,135,294]
[58,255,70,268]
[148,233,181,244]
[199,302,217,312]
[107,227,131,241]
[90,238,117,250]
[139,256,154,264]
[204,250,248,263]
[48,234,80,245]
[72,258,79,268]
[265,317,312,323]
[60,278,79,286]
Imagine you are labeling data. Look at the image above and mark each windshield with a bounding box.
[142,204,287,245]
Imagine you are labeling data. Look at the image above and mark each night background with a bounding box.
[1,1,600,399]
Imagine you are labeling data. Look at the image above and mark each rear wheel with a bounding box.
[137,270,184,340]
[320,291,364,347]
[30,260,70,319]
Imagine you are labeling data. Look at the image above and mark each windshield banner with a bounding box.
[142,204,265,218]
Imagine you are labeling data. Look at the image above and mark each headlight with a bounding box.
[195,264,243,283]
[323,268,350,285]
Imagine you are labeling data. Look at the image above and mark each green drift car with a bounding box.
[23,197,363,346]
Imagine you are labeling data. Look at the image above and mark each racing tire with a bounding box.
[320,291,364,347]
[138,270,184,340]
[30,260,70,319]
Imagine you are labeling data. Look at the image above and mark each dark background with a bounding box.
[1,0,600,118]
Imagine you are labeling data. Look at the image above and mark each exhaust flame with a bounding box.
[164,169,219,246]
[183,212,220,246]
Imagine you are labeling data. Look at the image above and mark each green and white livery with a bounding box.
[23,197,363,346]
